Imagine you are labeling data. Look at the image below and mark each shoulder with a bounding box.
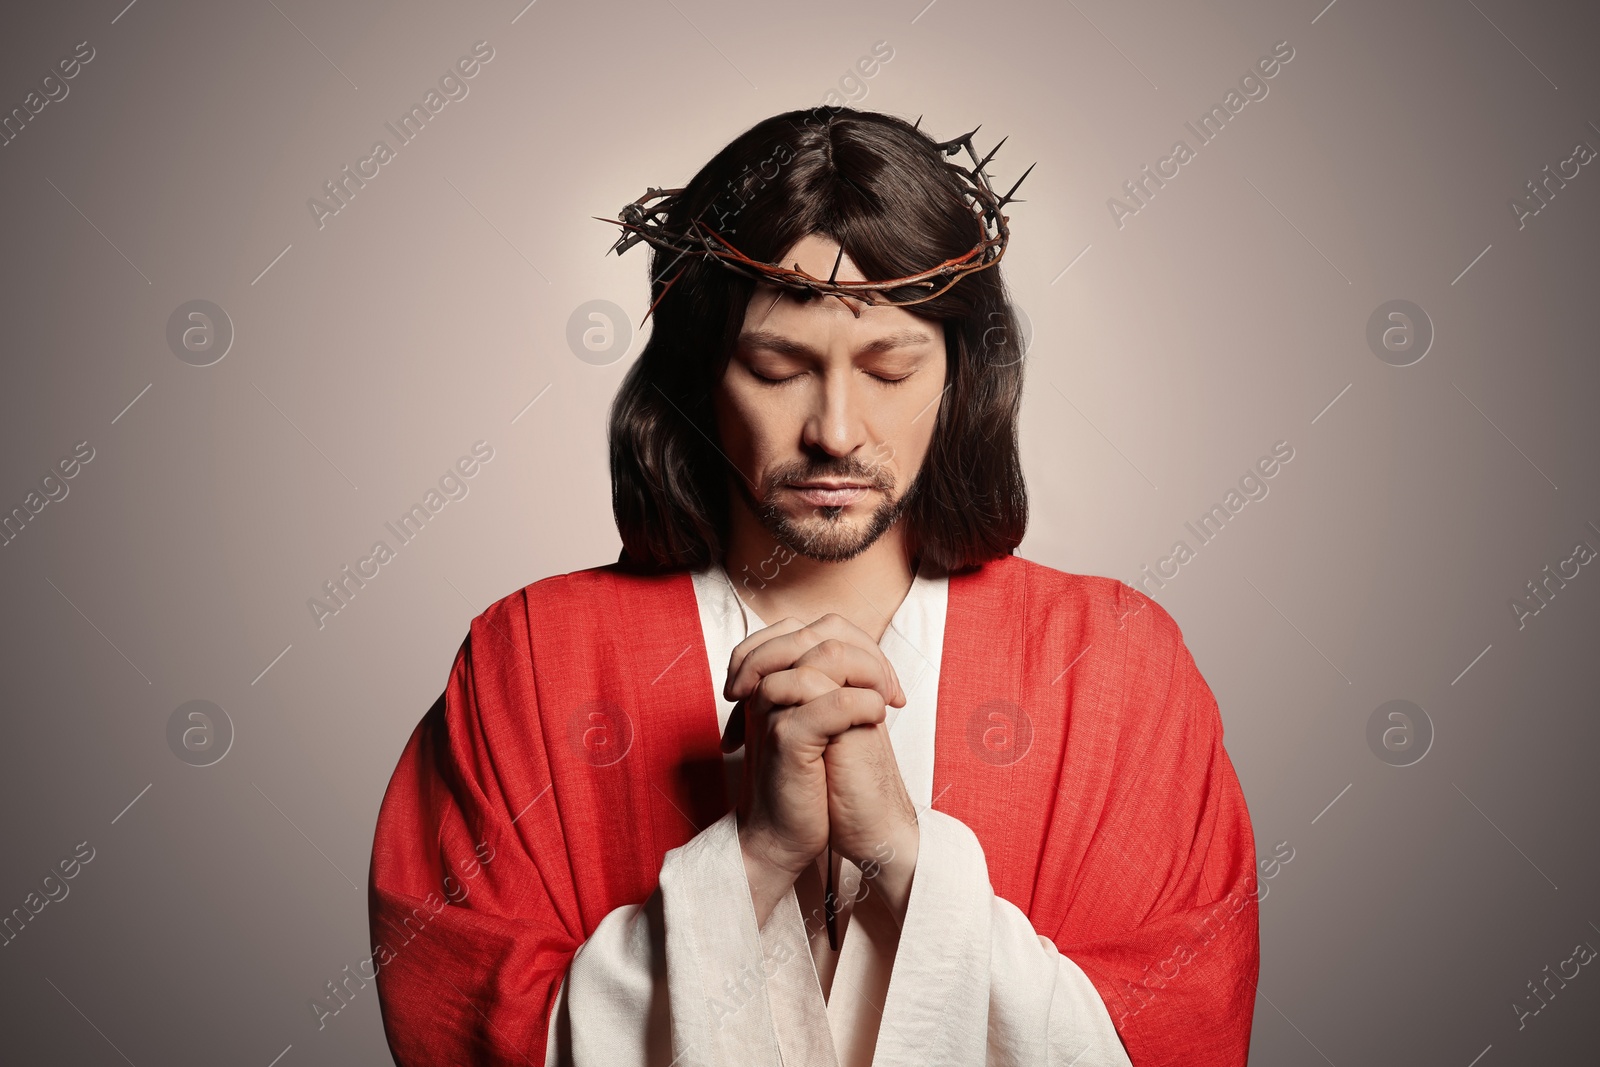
[979,553,1188,654]
[468,560,696,647]
[990,554,1221,741]
[481,561,620,614]
[979,554,1207,710]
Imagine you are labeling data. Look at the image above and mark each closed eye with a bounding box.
[749,368,805,385]
[743,363,914,386]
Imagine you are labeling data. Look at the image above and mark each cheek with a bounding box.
[900,418,939,476]
[714,378,784,470]
[879,379,945,477]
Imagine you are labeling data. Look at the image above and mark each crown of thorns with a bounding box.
[593,120,1035,323]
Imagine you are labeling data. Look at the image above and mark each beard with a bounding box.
[740,454,915,563]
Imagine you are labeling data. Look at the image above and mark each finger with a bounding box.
[731,634,896,706]
[725,617,807,699]
[802,614,905,707]
[785,686,888,742]
[726,629,831,702]
[794,640,899,705]
[727,616,904,707]
[749,664,846,715]
[729,615,906,707]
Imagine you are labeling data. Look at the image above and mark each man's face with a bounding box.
[713,233,948,563]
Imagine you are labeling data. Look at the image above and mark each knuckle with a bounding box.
[819,694,857,716]
[768,714,792,747]
[849,688,886,717]
[754,674,779,704]
[795,664,829,691]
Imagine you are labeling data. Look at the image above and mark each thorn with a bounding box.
[825,243,845,284]
[755,287,785,326]
[998,161,1037,206]
[640,267,686,328]
[937,124,981,155]
[976,135,1008,174]
[913,114,923,130]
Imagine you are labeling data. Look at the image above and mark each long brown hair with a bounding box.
[607,106,1028,573]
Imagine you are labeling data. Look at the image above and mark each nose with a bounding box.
[801,364,870,459]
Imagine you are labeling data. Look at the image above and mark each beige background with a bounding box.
[0,0,1596,1063]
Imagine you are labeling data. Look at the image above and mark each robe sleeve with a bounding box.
[368,618,819,1067]
[551,809,836,1067]
[369,628,581,1066]
[1051,592,1260,1066]
[545,891,668,1066]
[869,809,1132,1067]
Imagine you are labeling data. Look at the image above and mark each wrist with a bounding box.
[737,821,815,879]
[737,822,811,928]
[863,821,919,920]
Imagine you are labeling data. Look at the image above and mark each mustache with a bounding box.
[762,457,895,493]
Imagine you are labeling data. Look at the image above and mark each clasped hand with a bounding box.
[722,613,920,925]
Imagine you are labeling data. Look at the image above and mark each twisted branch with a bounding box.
[592,124,1035,321]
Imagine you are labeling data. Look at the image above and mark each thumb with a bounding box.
[720,698,747,753]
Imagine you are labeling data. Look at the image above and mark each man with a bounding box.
[368,107,1259,1067]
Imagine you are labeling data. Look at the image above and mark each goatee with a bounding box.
[747,457,914,563]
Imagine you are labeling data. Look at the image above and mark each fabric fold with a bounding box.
[370,556,1258,1067]
[872,808,993,1067]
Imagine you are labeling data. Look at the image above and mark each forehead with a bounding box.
[738,233,940,348]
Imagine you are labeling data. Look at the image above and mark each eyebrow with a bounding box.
[736,327,939,360]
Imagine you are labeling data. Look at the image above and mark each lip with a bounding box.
[787,483,873,506]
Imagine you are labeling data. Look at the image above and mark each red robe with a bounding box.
[368,553,1260,1065]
